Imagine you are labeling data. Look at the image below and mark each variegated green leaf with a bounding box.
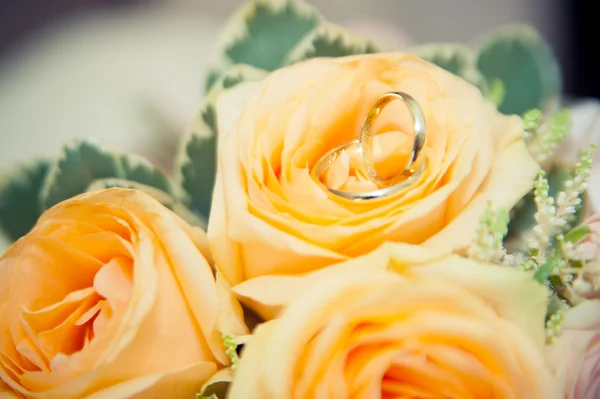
[475,25,561,115]
[207,0,321,92]
[178,65,267,219]
[410,43,488,93]
[284,22,381,65]
[0,160,50,241]
[41,140,173,209]
[120,154,172,194]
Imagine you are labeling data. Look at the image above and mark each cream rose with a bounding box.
[209,53,539,285]
[0,188,247,398]
[547,300,600,399]
[228,243,556,398]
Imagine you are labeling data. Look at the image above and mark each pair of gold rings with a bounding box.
[311,92,427,201]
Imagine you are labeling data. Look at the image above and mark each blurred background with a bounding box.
[0,0,596,171]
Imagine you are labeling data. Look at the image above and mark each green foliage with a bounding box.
[410,43,488,93]
[224,0,321,70]
[209,0,561,119]
[284,23,380,64]
[485,79,506,108]
[0,160,50,241]
[533,255,558,283]
[207,0,321,91]
[476,25,561,115]
[410,25,560,116]
[179,131,217,219]
[41,140,173,210]
[563,224,591,244]
[178,65,267,219]
[120,154,173,193]
[206,0,380,93]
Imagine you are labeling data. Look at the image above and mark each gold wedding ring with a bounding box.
[311,91,427,202]
[360,92,426,186]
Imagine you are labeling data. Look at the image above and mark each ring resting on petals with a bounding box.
[311,92,427,202]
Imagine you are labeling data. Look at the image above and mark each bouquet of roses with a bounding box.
[1,0,598,398]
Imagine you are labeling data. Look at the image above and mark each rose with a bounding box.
[0,188,247,399]
[209,53,539,285]
[228,243,556,398]
[547,300,600,399]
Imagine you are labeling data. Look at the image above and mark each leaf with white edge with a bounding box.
[0,160,50,241]
[220,64,269,90]
[284,22,381,65]
[120,154,173,194]
[87,178,206,229]
[41,140,172,209]
[208,0,321,91]
[178,65,267,219]
[475,25,561,115]
[410,43,488,93]
[41,140,124,209]
[205,68,223,94]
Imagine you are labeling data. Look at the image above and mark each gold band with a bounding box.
[310,140,424,202]
[359,92,426,186]
[311,91,427,202]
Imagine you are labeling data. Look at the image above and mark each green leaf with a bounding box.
[179,132,216,219]
[485,78,506,108]
[534,256,557,283]
[564,224,591,244]
[475,25,561,115]
[87,178,206,228]
[221,0,321,71]
[220,64,268,90]
[0,160,50,241]
[178,65,267,219]
[205,68,223,94]
[284,22,381,65]
[41,141,124,210]
[410,43,488,92]
[120,154,173,194]
[41,140,172,210]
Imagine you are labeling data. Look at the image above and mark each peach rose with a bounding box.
[228,243,556,398]
[209,53,539,285]
[547,300,600,399]
[0,188,247,398]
